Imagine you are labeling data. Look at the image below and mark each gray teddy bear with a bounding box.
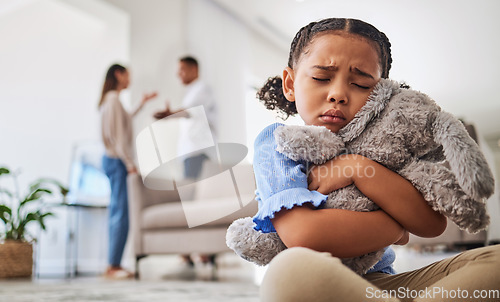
[226,78,494,275]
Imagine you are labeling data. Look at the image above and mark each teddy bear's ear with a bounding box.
[433,111,495,200]
[274,125,345,164]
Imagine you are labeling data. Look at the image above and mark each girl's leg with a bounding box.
[364,245,500,302]
[103,156,130,267]
[260,247,400,302]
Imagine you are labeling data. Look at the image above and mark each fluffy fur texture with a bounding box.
[226,78,494,274]
[226,217,287,266]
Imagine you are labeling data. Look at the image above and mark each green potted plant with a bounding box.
[0,167,68,278]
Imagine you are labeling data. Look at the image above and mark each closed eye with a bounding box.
[312,77,329,82]
[352,83,370,89]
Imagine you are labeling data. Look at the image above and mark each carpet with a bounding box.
[0,279,260,302]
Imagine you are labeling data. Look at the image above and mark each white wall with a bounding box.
[0,0,129,188]
[185,0,250,146]
[0,0,130,275]
[102,0,187,136]
[244,30,299,161]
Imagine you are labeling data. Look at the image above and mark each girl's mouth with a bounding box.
[320,109,346,123]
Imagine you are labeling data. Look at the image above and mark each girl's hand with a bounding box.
[308,154,367,194]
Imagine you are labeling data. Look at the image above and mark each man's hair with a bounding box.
[179,56,198,68]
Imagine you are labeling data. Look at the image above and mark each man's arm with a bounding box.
[153,101,189,119]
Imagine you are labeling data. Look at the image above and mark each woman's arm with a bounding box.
[308,154,447,237]
[272,205,405,258]
[132,92,158,117]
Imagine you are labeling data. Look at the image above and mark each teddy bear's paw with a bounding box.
[466,214,490,234]
[326,185,379,211]
[275,125,345,164]
[226,217,287,266]
[341,249,385,275]
[454,205,490,234]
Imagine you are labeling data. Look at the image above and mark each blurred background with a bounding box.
[1,0,499,278]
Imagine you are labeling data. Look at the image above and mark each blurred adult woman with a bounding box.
[98,64,156,279]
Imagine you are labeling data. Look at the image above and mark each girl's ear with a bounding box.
[282,67,295,102]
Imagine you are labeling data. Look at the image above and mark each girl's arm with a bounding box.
[253,123,413,258]
[272,205,406,258]
[308,154,447,238]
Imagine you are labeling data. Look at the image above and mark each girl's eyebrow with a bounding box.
[352,67,374,80]
[312,65,374,80]
[313,65,337,71]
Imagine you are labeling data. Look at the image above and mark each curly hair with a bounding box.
[257,18,392,119]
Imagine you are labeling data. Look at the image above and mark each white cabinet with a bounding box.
[36,204,108,278]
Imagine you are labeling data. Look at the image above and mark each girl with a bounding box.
[99,64,156,279]
[253,18,500,301]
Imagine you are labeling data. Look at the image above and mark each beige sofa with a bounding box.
[127,162,258,276]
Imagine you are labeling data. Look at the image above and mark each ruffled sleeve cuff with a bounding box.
[252,188,327,233]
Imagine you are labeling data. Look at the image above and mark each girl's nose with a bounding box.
[329,97,346,104]
[327,83,348,104]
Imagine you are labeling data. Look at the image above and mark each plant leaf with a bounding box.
[30,178,69,197]
[0,204,12,225]
[17,212,38,237]
[38,212,54,230]
[18,210,54,233]
[1,170,62,241]
[0,167,10,176]
[20,188,52,207]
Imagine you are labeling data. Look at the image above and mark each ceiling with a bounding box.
[213,0,500,143]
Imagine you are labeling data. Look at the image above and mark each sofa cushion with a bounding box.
[141,194,257,229]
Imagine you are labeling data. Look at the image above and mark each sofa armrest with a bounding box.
[128,174,181,208]
[127,173,181,256]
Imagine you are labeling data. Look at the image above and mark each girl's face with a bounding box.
[283,33,381,133]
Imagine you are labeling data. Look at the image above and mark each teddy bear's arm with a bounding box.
[274,125,345,165]
[226,217,287,266]
[433,111,495,201]
[399,160,489,233]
